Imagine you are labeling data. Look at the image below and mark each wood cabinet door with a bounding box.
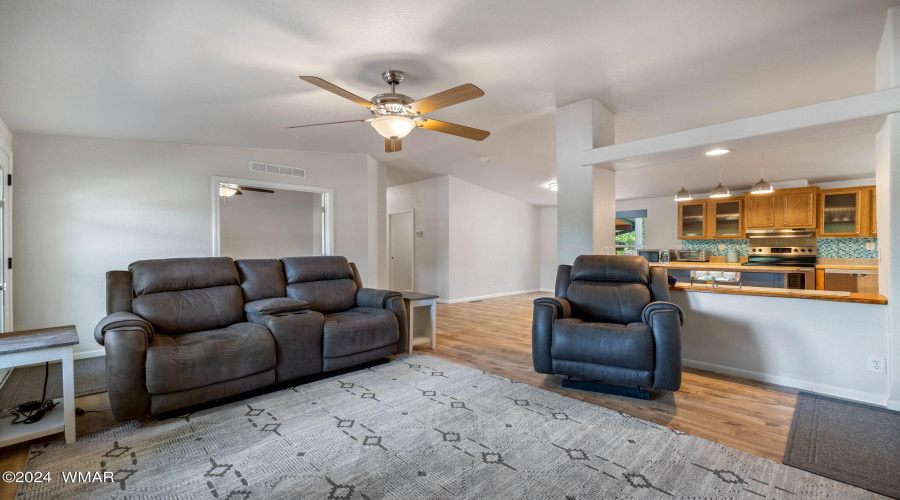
[863,186,877,236]
[745,195,775,229]
[817,187,862,237]
[709,198,744,238]
[677,200,708,239]
[780,190,816,228]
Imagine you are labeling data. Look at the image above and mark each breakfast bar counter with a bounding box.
[650,262,812,273]
[669,283,887,305]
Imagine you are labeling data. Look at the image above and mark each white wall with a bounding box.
[219,189,318,259]
[0,115,11,152]
[673,291,890,405]
[386,176,450,298]
[447,176,540,301]
[12,134,381,353]
[540,207,557,292]
[617,195,680,251]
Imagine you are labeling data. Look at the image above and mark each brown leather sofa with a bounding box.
[94,256,407,422]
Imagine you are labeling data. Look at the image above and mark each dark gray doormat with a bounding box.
[784,392,900,498]
[0,356,107,410]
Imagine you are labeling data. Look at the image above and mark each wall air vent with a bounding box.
[249,161,307,178]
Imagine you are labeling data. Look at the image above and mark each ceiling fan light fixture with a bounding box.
[219,184,239,197]
[751,178,774,194]
[371,115,416,140]
[548,181,558,192]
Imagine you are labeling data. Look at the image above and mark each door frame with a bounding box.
[0,141,12,334]
[388,209,415,291]
[211,176,334,257]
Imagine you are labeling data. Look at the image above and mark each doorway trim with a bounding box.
[388,209,415,291]
[0,141,12,334]
[211,176,334,257]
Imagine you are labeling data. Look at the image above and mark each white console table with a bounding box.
[401,292,439,354]
[0,326,78,447]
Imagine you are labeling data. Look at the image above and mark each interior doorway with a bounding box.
[389,210,414,291]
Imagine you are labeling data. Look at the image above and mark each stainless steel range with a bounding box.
[742,246,817,267]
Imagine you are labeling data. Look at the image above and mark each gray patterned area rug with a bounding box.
[19,354,882,499]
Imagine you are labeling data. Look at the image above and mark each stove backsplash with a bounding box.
[681,237,878,259]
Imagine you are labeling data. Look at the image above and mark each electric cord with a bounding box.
[6,362,58,424]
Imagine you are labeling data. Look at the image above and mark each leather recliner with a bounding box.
[95,256,407,421]
[532,255,684,397]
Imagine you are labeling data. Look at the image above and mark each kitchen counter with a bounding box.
[814,264,878,270]
[650,262,813,273]
[670,283,887,305]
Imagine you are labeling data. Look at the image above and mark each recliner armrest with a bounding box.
[357,288,402,309]
[642,301,684,326]
[245,297,309,316]
[94,312,154,345]
[534,297,571,319]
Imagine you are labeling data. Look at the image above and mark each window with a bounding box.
[615,210,646,255]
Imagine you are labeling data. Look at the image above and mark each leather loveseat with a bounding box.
[532,255,684,399]
[95,256,407,421]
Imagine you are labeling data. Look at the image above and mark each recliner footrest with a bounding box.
[560,377,650,400]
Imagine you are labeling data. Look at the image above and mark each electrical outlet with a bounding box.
[868,356,886,374]
[505,280,509,288]
[866,242,876,251]
[718,244,726,250]
[489,282,493,288]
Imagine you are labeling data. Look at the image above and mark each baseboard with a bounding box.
[888,399,900,412]
[74,349,105,360]
[0,368,10,392]
[540,288,554,293]
[683,358,889,407]
[438,289,541,304]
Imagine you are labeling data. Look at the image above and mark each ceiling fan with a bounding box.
[218,183,275,197]
[288,70,490,153]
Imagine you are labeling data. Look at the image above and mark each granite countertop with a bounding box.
[669,283,887,305]
[650,262,814,273]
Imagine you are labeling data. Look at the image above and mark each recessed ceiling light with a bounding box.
[706,149,731,156]
[479,156,491,163]
[548,181,558,192]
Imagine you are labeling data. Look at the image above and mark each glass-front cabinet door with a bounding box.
[678,200,708,239]
[709,198,743,238]
[818,188,861,237]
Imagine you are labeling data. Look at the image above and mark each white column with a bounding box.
[556,99,616,265]
[875,6,900,411]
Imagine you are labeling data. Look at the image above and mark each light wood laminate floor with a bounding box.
[0,292,798,499]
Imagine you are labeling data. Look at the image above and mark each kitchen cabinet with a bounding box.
[744,187,817,230]
[677,200,709,239]
[819,268,879,294]
[708,197,744,238]
[816,185,876,237]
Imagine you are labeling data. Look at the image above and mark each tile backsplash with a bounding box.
[681,239,749,257]
[816,237,878,259]
[681,237,879,259]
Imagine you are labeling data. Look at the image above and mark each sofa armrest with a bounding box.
[102,323,153,422]
[357,288,402,309]
[641,301,683,391]
[245,297,309,324]
[94,312,154,346]
[534,297,571,319]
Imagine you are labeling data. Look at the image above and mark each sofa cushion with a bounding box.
[133,285,245,334]
[322,307,398,358]
[235,259,286,302]
[551,318,654,371]
[145,322,276,394]
[282,256,354,283]
[566,281,650,325]
[287,280,358,315]
[130,257,239,296]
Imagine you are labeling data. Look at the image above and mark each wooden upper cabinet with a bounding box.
[708,197,744,238]
[677,200,709,239]
[745,194,776,229]
[817,185,875,237]
[779,188,817,228]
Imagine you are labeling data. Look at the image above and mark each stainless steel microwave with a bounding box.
[676,250,709,262]
[637,249,669,263]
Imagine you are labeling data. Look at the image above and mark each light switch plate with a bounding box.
[718,244,726,250]
[866,242,876,251]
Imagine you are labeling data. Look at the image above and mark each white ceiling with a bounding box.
[0,0,896,207]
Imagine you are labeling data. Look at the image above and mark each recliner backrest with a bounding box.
[563,255,651,325]
[281,256,358,314]
[235,259,287,302]
[129,257,244,334]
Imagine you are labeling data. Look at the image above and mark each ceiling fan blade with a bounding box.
[384,137,402,153]
[237,186,276,193]
[418,119,490,141]
[409,84,484,114]
[286,118,372,129]
[299,76,373,108]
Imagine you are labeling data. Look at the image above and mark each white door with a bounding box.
[389,211,414,291]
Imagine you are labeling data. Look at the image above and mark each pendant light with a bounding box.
[751,150,774,194]
[674,168,692,201]
[710,169,730,198]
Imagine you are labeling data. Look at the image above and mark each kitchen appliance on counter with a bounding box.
[676,250,708,262]
[741,246,816,289]
[638,249,671,263]
[822,269,879,294]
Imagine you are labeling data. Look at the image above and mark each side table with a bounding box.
[401,292,439,354]
[0,326,79,447]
